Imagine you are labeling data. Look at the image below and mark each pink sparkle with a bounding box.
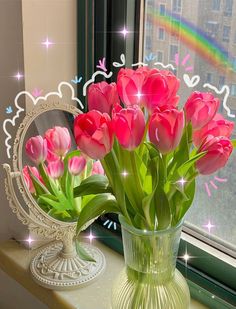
[136,92,143,100]
[26,236,33,245]
[177,177,187,187]
[203,221,215,233]
[14,72,23,80]
[41,38,53,48]
[87,233,95,242]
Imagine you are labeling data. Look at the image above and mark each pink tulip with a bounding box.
[45,126,71,157]
[142,69,180,113]
[193,114,234,147]
[88,81,120,115]
[184,92,220,129]
[113,106,145,150]
[47,160,64,179]
[92,161,104,175]
[74,110,114,160]
[117,67,149,106]
[68,156,86,176]
[25,135,47,165]
[149,107,185,154]
[196,136,233,175]
[23,166,40,194]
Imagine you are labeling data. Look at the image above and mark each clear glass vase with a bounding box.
[111,216,190,309]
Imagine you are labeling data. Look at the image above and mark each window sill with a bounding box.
[0,239,210,309]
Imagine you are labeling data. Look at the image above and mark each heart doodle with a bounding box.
[183,74,200,88]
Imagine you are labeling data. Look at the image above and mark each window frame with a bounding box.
[77,1,236,307]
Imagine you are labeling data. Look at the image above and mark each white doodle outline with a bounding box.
[183,74,200,88]
[154,62,175,70]
[203,83,235,118]
[3,82,83,159]
[131,62,148,67]
[83,71,113,96]
[113,54,126,67]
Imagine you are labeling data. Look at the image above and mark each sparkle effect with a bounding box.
[182,253,190,261]
[120,27,129,38]
[26,236,33,245]
[203,221,215,233]
[136,92,143,100]
[41,38,53,48]
[176,177,187,187]
[14,72,23,80]
[87,232,95,242]
[121,170,128,177]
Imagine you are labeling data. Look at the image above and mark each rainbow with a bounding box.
[148,9,235,74]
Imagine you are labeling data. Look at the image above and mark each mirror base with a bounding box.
[30,241,106,290]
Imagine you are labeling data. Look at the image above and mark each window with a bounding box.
[145,35,152,51]
[169,44,178,62]
[206,21,219,38]
[157,50,163,62]
[159,4,166,16]
[172,0,182,13]
[231,84,236,96]
[206,72,212,83]
[158,27,165,40]
[222,25,231,42]
[219,75,225,88]
[224,0,233,16]
[212,0,221,11]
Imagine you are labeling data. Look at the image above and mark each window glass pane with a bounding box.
[144,0,236,253]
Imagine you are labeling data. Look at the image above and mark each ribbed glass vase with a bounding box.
[111,216,190,309]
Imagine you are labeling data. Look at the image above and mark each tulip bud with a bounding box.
[68,156,86,176]
[92,161,104,175]
[142,69,180,113]
[196,136,233,175]
[47,160,64,179]
[45,126,71,157]
[74,110,114,160]
[184,92,220,129]
[25,136,47,165]
[23,166,40,193]
[113,106,145,151]
[149,107,184,154]
[88,81,120,115]
[193,114,234,147]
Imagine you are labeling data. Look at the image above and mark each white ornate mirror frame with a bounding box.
[3,100,105,290]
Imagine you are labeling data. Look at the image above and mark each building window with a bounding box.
[231,84,236,96]
[145,36,152,51]
[169,45,178,62]
[206,21,219,38]
[173,0,182,13]
[224,0,233,16]
[157,51,163,62]
[158,28,165,40]
[206,73,212,83]
[145,21,153,32]
[159,4,166,16]
[222,25,231,42]
[212,0,221,11]
[219,76,225,88]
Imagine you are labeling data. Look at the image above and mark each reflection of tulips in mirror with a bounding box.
[23,126,103,222]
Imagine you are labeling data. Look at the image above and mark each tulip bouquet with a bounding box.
[23,126,104,221]
[74,67,235,235]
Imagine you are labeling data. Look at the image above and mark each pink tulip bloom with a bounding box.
[142,69,180,113]
[196,136,233,175]
[74,110,114,160]
[113,106,145,150]
[25,135,47,165]
[45,126,71,157]
[68,156,86,176]
[184,92,220,129]
[149,107,185,154]
[23,166,40,194]
[92,161,104,175]
[47,160,64,179]
[117,67,149,106]
[88,81,120,115]
[193,114,234,147]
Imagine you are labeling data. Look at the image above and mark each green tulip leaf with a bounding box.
[74,174,112,197]
[75,240,96,262]
[231,139,236,148]
[76,193,119,235]
[177,151,206,177]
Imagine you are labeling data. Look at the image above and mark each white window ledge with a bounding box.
[0,239,209,309]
